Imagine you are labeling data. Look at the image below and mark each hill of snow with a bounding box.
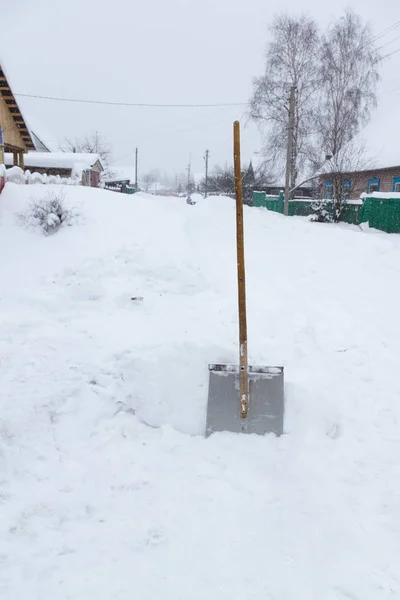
[1,183,400,599]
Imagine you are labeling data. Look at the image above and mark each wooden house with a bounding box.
[0,63,35,167]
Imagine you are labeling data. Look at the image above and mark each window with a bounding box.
[324,181,333,200]
[341,180,351,200]
[393,177,400,193]
[367,178,380,193]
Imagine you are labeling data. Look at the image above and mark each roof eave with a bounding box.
[0,63,35,151]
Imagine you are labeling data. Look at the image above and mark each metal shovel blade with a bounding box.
[205,364,284,437]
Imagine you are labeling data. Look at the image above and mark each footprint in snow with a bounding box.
[146,528,167,546]
[326,423,341,439]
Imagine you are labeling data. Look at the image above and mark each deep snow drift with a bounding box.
[1,184,400,599]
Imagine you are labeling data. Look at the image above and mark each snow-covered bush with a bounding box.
[30,171,46,185]
[310,198,332,223]
[19,190,79,235]
[6,166,25,184]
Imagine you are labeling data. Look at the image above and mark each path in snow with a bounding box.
[1,184,399,599]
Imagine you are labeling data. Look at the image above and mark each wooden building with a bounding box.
[0,64,35,167]
[320,165,400,200]
[3,152,104,186]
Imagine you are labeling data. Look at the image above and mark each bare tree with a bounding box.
[61,132,113,178]
[142,170,159,192]
[250,14,320,188]
[315,11,381,220]
[200,161,273,205]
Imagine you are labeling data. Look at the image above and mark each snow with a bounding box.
[46,212,61,227]
[361,191,400,199]
[1,183,400,599]
[0,165,79,186]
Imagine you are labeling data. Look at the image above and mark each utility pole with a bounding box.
[187,156,191,195]
[135,147,138,191]
[204,149,210,198]
[284,85,296,217]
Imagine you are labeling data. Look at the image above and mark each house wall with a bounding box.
[81,169,101,187]
[0,98,27,150]
[90,171,100,187]
[91,160,103,173]
[321,167,400,199]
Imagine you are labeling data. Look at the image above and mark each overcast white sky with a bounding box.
[2,0,400,180]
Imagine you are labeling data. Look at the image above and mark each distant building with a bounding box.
[264,183,313,198]
[320,165,400,200]
[103,166,136,193]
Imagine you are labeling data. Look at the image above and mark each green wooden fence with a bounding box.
[359,196,400,233]
[252,191,400,232]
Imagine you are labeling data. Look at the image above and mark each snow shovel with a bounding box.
[205,121,284,437]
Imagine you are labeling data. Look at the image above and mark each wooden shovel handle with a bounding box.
[233,121,249,418]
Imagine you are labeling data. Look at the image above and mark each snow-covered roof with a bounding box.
[363,164,400,172]
[362,191,400,199]
[3,152,102,172]
[321,164,400,178]
[25,114,60,152]
[31,132,50,152]
[106,165,136,183]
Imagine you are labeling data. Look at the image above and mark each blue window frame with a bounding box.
[341,179,351,200]
[393,176,400,193]
[367,177,380,193]
[324,180,333,200]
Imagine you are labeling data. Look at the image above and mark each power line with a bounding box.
[13,92,247,109]
[373,21,400,42]
[113,106,244,163]
[383,47,400,59]
[204,149,210,198]
[377,33,400,50]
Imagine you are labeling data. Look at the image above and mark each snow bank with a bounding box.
[1,184,400,599]
[1,165,79,186]
[361,191,400,200]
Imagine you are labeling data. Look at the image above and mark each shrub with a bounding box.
[19,190,79,235]
[310,199,332,223]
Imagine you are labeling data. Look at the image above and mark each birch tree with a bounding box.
[316,10,381,220]
[249,14,320,189]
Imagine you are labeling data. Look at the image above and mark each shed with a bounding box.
[3,152,104,186]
